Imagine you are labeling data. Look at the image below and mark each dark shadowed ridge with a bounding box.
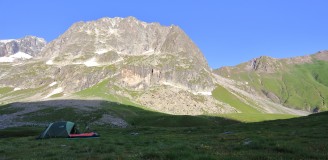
[0,99,239,130]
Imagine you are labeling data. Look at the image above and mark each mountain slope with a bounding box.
[215,50,328,112]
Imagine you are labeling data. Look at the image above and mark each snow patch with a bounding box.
[84,57,100,67]
[0,52,32,63]
[45,87,63,98]
[10,52,32,59]
[14,88,21,91]
[95,49,108,55]
[0,39,15,43]
[49,82,57,87]
[86,30,92,34]
[46,59,54,65]
[73,56,122,67]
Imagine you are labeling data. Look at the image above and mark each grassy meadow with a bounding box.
[0,100,327,160]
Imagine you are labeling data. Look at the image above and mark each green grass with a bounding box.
[0,104,24,115]
[0,87,13,95]
[50,93,64,98]
[212,85,260,114]
[211,85,298,122]
[0,111,327,159]
[0,86,47,103]
[100,101,236,127]
[218,60,328,111]
[215,113,298,122]
[75,79,132,105]
[75,79,151,112]
[76,79,118,101]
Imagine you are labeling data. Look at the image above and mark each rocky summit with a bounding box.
[40,16,214,92]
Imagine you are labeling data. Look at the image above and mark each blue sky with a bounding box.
[1,0,328,68]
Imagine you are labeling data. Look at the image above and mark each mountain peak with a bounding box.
[39,17,213,92]
[40,16,204,58]
[247,56,280,72]
[0,36,46,57]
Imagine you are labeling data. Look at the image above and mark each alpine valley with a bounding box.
[1,16,328,159]
[0,17,327,128]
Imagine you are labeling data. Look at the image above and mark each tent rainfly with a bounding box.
[37,121,99,139]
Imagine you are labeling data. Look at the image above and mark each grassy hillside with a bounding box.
[212,85,260,114]
[211,85,298,122]
[1,108,327,159]
[217,60,328,112]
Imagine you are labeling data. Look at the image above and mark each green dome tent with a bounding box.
[37,121,80,139]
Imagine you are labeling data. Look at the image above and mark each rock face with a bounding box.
[0,36,46,57]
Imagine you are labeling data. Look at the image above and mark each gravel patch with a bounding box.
[92,114,128,128]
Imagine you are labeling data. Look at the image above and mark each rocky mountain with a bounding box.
[0,17,232,115]
[0,16,315,116]
[40,17,213,92]
[215,50,328,112]
[0,36,46,57]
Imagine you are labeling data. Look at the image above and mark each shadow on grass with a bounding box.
[1,100,328,159]
[0,99,240,137]
[2,99,327,138]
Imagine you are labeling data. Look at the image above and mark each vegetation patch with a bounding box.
[212,85,261,113]
[218,60,328,111]
[49,93,64,98]
[0,87,13,95]
[215,113,298,122]
[0,104,24,115]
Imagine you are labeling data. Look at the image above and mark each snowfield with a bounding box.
[0,52,32,62]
